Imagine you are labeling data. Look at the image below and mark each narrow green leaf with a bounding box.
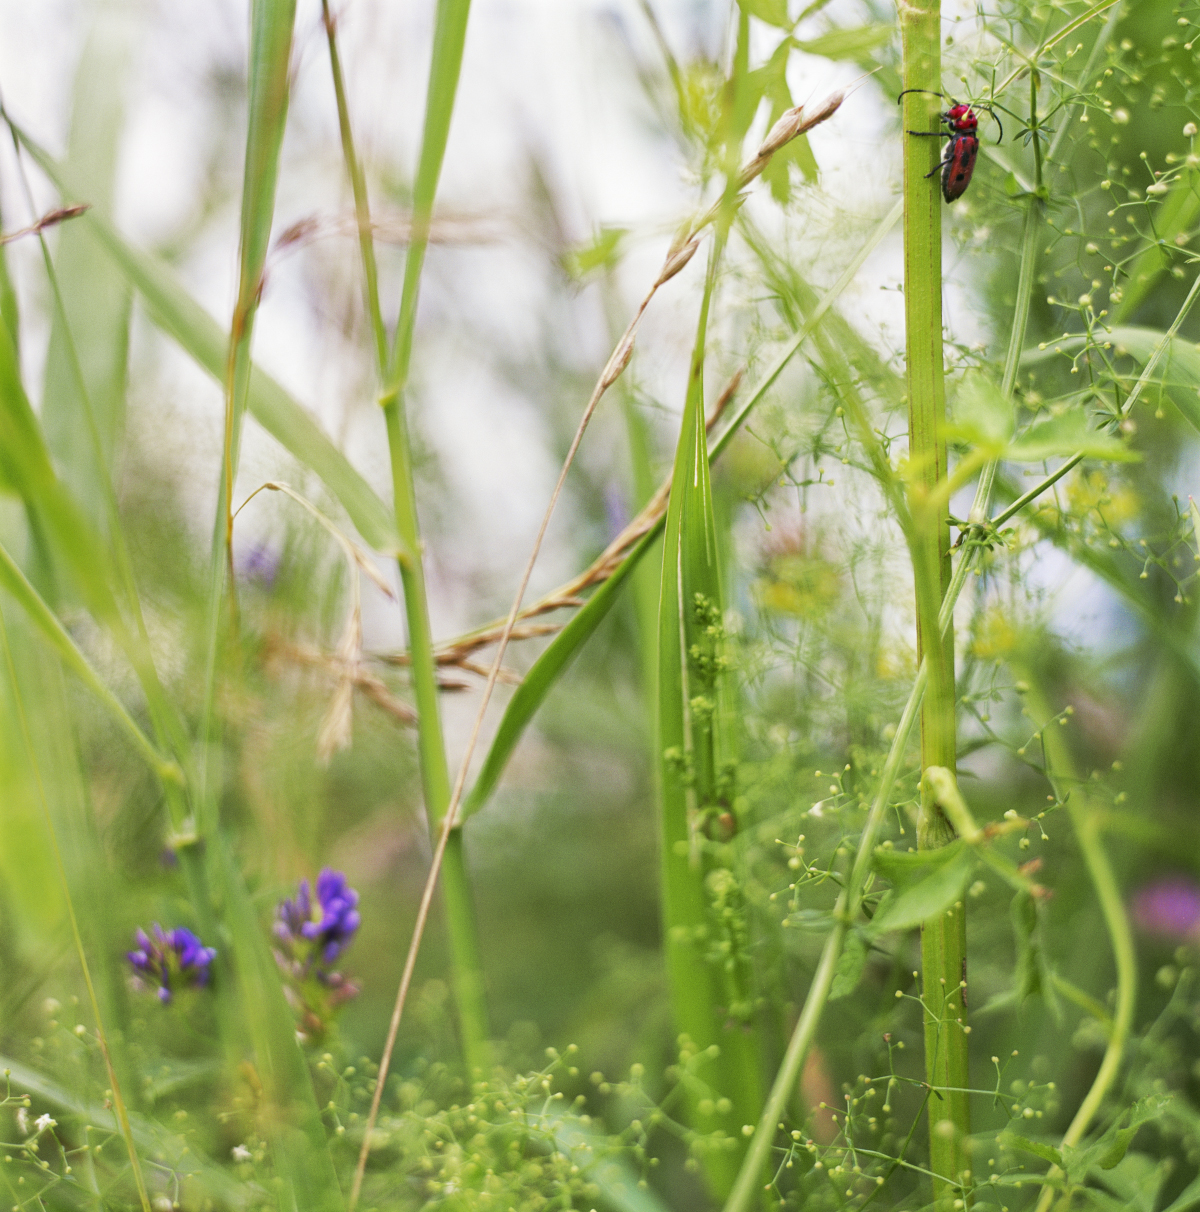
[868,848,973,935]
[872,839,964,888]
[1001,1133,1064,1168]
[795,24,895,58]
[0,536,171,777]
[237,0,296,315]
[1025,326,1200,439]
[657,241,761,1197]
[1005,409,1135,463]
[223,0,299,524]
[42,16,134,522]
[828,930,868,1000]
[0,300,122,622]
[461,530,655,821]
[736,0,792,31]
[13,127,401,557]
[387,0,473,389]
[1190,496,1200,557]
[950,370,1015,446]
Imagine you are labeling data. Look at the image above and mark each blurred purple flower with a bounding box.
[237,542,280,589]
[275,868,360,972]
[128,924,216,1004]
[274,870,360,1035]
[1132,877,1200,938]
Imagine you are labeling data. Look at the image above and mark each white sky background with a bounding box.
[0,0,1127,752]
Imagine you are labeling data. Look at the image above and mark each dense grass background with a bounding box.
[1,0,1200,1209]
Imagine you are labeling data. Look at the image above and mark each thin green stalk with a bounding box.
[900,0,969,1200]
[0,605,151,1212]
[321,0,387,371]
[1021,673,1137,1212]
[333,0,489,1072]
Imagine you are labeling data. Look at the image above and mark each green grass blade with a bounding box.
[0,194,19,354]
[0,1055,253,1208]
[11,127,401,557]
[0,536,173,778]
[460,530,656,821]
[657,241,761,1197]
[321,0,388,370]
[0,608,152,1212]
[369,0,492,1076]
[221,0,299,573]
[41,16,133,523]
[0,298,124,622]
[386,0,472,390]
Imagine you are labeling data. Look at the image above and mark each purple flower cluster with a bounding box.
[274,870,361,1035]
[128,924,216,1004]
[275,869,361,968]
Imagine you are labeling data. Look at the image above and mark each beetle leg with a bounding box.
[906,130,945,136]
[924,159,952,180]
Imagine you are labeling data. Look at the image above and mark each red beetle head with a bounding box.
[945,103,978,132]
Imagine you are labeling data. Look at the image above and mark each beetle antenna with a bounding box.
[973,104,1004,141]
[896,87,947,104]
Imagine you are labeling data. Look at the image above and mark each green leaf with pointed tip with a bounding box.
[736,0,792,30]
[872,839,964,887]
[13,126,402,557]
[795,24,895,59]
[461,529,656,821]
[1024,326,1200,441]
[1001,1133,1063,1168]
[950,370,1014,447]
[563,227,627,281]
[1005,409,1134,463]
[868,848,974,935]
[829,930,868,1000]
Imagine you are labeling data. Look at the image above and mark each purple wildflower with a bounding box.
[128,924,217,1004]
[274,870,360,1036]
[1132,877,1200,939]
[275,868,360,971]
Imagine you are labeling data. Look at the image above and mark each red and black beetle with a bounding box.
[898,89,1002,203]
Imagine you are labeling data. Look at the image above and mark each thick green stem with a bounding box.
[900,0,969,1201]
